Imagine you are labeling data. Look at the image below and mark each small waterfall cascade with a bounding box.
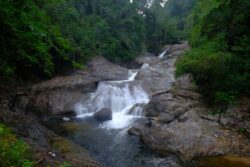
[75,70,149,129]
[128,70,138,80]
[141,63,149,69]
[158,49,169,58]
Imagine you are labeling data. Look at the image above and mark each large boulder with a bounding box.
[161,41,189,54]
[0,96,100,167]
[129,74,250,161]
[136,57,176,96]
[23,87,92,118]
[94,108,112,122]
[76,56,129,81]
[16,56,130,117]
[135,42,190,96]
[135,53,159,65]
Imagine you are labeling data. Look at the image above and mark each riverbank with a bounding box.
[1,42,249,167]
[0,86,100,167]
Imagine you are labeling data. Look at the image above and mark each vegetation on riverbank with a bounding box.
[0,123,33,167]
[176,0,250,104]
[0,0,195,81]
[0,123,73,167]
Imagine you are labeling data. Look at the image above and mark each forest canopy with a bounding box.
[0,0,195,80]
[1,0,249,103]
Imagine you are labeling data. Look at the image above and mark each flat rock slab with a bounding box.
[130,74,250,161]
[17,56,130,117]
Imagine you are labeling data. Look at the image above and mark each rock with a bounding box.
[94,108,112,122]
[135,58,176,95]
[135,53,159,65]
[26,89,91,117]
[135,42,189,96]
[0,103,100,167]
[144,74,200,118]
[119,53,156,69]
[127,103,147,116]
[161,41,189,54]
[17,56,130,117]
[128,126,141,136]
[145,156,182,167]
[130,73,250,161]
[77,56,129,81]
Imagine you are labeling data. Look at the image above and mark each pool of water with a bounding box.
[45,117,187,167]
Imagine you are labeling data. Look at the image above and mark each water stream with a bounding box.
[74,69,149,129]
[44,49,249,167]
[46,59,188,167]
[158,49,169,58]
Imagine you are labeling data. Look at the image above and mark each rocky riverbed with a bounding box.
[1,42,250,167]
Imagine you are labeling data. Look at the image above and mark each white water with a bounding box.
[75,70,149,129]
[158,49,169,58]
[141,63,149,69]
[128,70,138,81]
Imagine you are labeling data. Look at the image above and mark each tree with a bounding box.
[176,0,250,104]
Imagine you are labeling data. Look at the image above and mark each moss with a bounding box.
[0,123,34,167]
[50,137,72,154]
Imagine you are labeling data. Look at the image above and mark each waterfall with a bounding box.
[128,70,138,81]
[141,63,149,69]
[75,70,149,129]
[158,49,169,58]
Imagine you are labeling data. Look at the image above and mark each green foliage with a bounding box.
[0,0,197,81]
[176,0,250,104]
[214,92,235,106]
[0,124,33,167]
[43,0,146,63]
[0,0,72,80]
[58,162,71,167]
[144,0,196,53]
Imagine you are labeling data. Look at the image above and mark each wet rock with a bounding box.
[17,56,130,117]
[128,126,141,136]
[94,108,112,122]
[119,53,156,69]
[135,53,159,65]
[26,89,91,117]
[135,42,189,96]
[130,74,250,161]
[145,156,182,167]
[161,41,189,54]
[78,56,129,81]
[136,58,175,95]
[127,103,147,115]
[0,105,100,167]
[144,74,200,119]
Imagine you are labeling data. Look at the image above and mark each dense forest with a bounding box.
[176,0,250,104]
[1,0,248,102]
[0,0,194,80]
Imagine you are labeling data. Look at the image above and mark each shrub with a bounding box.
[176,40,248,103]
[0,124,33,167]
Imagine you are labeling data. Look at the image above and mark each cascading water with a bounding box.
[128,70,138,80]
[158,49,169,58]
[47,57,185,167]
[75,69,149,129]
[141,63,149,69]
